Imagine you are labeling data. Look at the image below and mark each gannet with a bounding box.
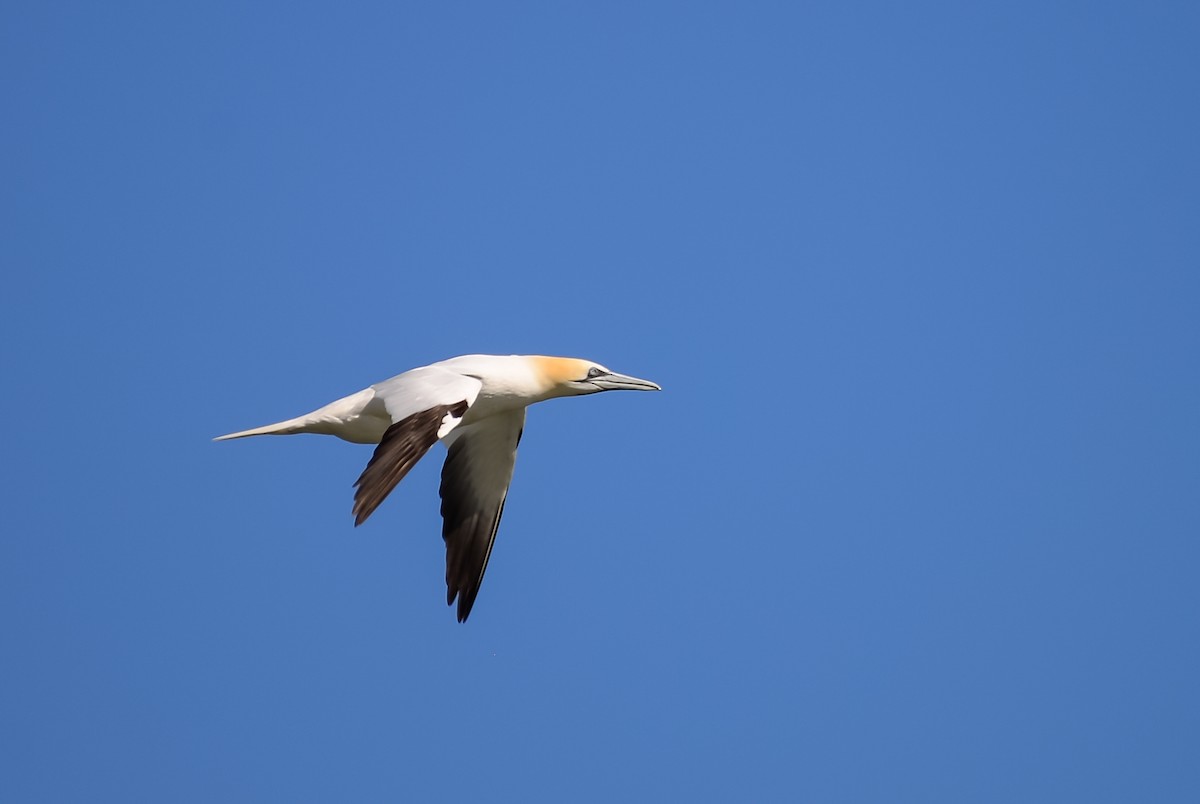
[215,354,660,622]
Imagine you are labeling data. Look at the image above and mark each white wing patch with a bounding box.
[437,408,466,439]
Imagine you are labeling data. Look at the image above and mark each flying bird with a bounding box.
[215,354,660,621]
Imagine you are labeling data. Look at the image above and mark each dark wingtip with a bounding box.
[351,496,375,527]
[456,591,478,623]
[446,588,474,622]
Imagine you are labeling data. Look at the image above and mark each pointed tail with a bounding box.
[213,387,381,443]
[213,415,314,441]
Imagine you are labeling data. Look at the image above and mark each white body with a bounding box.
[215,354,660,622]
[216,355,574,445]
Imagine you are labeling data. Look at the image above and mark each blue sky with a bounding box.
[3,2,1198,801]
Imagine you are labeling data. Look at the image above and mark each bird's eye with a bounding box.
[586,367,605,379]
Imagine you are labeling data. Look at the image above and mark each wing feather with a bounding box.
[349,368,483,525]
[352,400,469,526]
[439,410,525,622]
[371,367,481,423]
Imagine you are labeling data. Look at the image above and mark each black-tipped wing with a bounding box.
[352,401,470,525]
[439,409,525,622]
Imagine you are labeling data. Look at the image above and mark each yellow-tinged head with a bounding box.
[530,356,661,398]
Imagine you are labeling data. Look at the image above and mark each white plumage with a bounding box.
[216,354,660,621]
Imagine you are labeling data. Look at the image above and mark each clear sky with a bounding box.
[3,2,1198,801]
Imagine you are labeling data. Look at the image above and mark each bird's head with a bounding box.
[533,357,661,398]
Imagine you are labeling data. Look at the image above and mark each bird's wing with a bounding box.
[371,366,483,424]
[439,409,525,622]
[352,369,482,526]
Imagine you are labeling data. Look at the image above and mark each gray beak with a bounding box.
[591,372,661,392]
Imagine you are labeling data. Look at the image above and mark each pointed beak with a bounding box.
[591,372,661,392]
